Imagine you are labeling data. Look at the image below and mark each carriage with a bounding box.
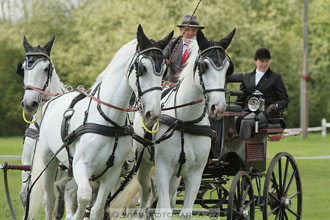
[0,24,303,220]
[167,72,303,220]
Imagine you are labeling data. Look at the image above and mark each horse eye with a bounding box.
[45,67,49,72]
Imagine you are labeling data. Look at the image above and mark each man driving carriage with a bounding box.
[235,48,289,139]
[163,14,205,83]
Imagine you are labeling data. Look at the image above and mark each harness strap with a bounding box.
[154,121,179,144]
[90,136,119,181]
[61,92,86,141]
[203,88,226,93]
[24,127,39,140]
[176,130,186,177]
[97,104,122,128]
[136,73,162,97]
[60,90,134,180]
[64,123,134,147]
[158,114,217,142]
[104,142,147,207]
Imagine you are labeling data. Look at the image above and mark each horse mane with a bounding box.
[178,40,199,82]
[50,67,69,93]
[92,39,137,89]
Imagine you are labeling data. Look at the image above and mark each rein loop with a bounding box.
[139,116,160,134]
[23,106,41,124]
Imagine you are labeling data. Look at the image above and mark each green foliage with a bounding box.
[0,0,329,135]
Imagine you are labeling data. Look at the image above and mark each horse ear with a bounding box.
[23,36,33,52]
[197,29,209,51]
[137,24,152,50]
[219,28,236,50]
[43,35,55,55]
[155,31,174,50]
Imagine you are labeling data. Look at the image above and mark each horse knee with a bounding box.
[77,185,92,204]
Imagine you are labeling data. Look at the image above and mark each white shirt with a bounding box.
[255,69,265,86]
[182,41,189,56]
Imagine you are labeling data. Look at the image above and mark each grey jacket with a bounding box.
[163,37,184,83]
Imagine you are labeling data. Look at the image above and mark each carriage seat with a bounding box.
[225,72,244,113]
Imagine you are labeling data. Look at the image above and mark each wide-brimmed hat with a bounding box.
[255,48,271,60]
[177,15,205,29]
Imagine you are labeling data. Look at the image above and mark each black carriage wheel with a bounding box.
[227,171,255,220]
[263,152,302,220]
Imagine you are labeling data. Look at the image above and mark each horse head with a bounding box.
[195,28,236,119]
[129,25,173,126]
[18,35,55,114]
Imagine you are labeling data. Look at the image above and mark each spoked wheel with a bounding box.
[227,171,255,220]
[263,152,302,220]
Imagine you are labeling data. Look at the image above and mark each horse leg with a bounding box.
[90,168,121,220]
[54,184,65,220]
[20,137,36,208]
[64,178,78,219]
[20,171,29,208]
[83,180,100,220]
[71,162,93,220]
[169,176,181,208]
[178,173,203,220]
[41,149,60,220]
[137,158,153,209]
[53,168,68,220]
[155,163,172,220]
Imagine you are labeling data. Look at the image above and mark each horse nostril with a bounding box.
[211,104,216,113]
[31,102,38,109]
[21,101,25,107]
[145,111,152,121]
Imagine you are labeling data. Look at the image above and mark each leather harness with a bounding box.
[60,84,134,180]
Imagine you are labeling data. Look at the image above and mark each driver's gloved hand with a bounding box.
[267,103,277,113]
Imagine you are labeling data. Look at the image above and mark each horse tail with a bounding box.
[110,175,141,209]
[25,143,45,220]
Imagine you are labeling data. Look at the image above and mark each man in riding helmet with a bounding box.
[236,48,289,139]
[163,14,205,83]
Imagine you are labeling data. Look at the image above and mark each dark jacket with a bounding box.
[163,37,183,83]
[236,68,289,118]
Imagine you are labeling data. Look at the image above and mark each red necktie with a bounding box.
[182,44,189,67]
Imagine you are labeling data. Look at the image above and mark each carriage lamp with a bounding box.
[247,90,265,133]
[248,90,264,112]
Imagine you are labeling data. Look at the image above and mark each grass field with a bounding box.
[0,133,330,219]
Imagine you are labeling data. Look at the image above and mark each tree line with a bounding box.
[0,0,329,136]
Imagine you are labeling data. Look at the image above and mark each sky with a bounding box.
[0,0,81,22]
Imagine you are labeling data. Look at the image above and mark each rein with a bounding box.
[77,85,139,112]
[24,85,63,101]
[162,98,203,111]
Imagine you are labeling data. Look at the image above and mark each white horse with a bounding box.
[131,29,236,219]
[26,24,173,220]
[17,35,69,219]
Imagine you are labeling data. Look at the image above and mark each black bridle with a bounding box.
[194,45,229,100]
[17,51,54,92]
[128,46,167,109]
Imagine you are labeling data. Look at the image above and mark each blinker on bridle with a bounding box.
[18,51,54,92]
[191,45,230,107]
[128,46,166,134]
[128,46,166,98]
